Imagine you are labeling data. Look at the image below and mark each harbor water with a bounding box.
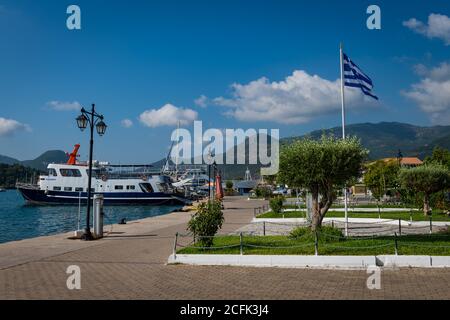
[0,190,182,244]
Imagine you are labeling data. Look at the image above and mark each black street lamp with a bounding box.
[213,161,217,200]
[76,104,107,241]
[207,149,212,201]
[397,149,403,167]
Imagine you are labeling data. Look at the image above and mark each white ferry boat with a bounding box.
[16,146,189,206]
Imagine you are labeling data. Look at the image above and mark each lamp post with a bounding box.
[207,148,213,201]
[213,161,217,200]
[397,149,403,167]
[76,104,107,241]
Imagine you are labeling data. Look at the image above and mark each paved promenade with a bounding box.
[0,197,449,300]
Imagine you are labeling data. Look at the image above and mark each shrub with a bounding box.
[289,225,344,242]
[255,186,272,199]
[225,180,235,196]
[399,164,450,215]
[270,196,284,214]
[187,200,224,247]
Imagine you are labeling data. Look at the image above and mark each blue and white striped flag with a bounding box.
[343,53,378,100]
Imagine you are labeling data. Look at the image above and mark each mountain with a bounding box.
[0,155,20,166]
[151,122,450,179]
[2,122,450,178]
[21,150,68,171]
[284,122,450,160]
[0,150,68,171]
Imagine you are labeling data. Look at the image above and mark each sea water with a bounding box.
[0,190,182,244]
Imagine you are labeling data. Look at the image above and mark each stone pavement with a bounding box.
[0,197,449,300]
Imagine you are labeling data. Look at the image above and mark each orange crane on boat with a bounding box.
[66,144,80,165]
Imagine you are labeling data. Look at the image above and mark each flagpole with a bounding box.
[175,120,180,179]
[340,42,349,237]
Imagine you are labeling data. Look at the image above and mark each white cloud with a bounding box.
[121,119,133,128]
[0,117,30,136]
[403,62,450,124]
[139,104,198,128]
[194,95,208,108]
[47,101,82,111]
[414,62,450,81]
[213,70,371,124]
[403,13,450,45]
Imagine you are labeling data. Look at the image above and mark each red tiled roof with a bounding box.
[382,157,423,165]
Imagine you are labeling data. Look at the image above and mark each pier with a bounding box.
[0,197,449,299]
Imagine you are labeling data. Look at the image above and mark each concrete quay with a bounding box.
[1,197,449,300]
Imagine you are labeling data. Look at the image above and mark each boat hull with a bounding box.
[17,187,187,206]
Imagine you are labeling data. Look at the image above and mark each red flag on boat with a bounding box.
[215,174,224,200]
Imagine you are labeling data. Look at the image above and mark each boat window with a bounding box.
[48,169,57,177]
[86,168,108,178]
[60,169,82,177]
[53,186,61,191]
[127,185,136,190]
[139,183,154,193]
[157,183,169,193]
[75,187,83,192]
[64,187,73,191]
[115,185,124,190]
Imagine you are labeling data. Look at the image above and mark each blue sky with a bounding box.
[0,0,449,163]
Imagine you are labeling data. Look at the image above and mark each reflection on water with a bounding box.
[0,190,182,244]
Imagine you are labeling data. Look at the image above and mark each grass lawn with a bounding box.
[283,203,407,209]
[257,210,450,221]
[177,232,450,256]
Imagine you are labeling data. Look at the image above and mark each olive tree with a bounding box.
[364,160,399,213]
[278,135,367,230]
[399,164,450,215]
[187,200,224,247]
[364,160,399,200]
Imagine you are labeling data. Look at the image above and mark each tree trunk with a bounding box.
[423,194,431,216]
[311,188,333,231]
[311,191,321,231]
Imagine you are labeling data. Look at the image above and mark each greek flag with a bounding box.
[343,53,378,100]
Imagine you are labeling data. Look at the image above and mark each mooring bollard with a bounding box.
[240,232,243,255]
[314,231,319,256]
[398,218,402,236]
[394,232,398,256]
[173,232,179,260]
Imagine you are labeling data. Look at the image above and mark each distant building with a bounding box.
[381,157,423,168]
[353,156,423,197]
[351,184,368,196]
[231,167,259,195]
[234,180,259,195]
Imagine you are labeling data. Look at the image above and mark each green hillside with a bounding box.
[0,150,68,171]
[21,150,68,171]
[0,164,42,189]
[284,122,450,160]
[2,122,450,180]
[0,155,20,166]
[153,122,450,179]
